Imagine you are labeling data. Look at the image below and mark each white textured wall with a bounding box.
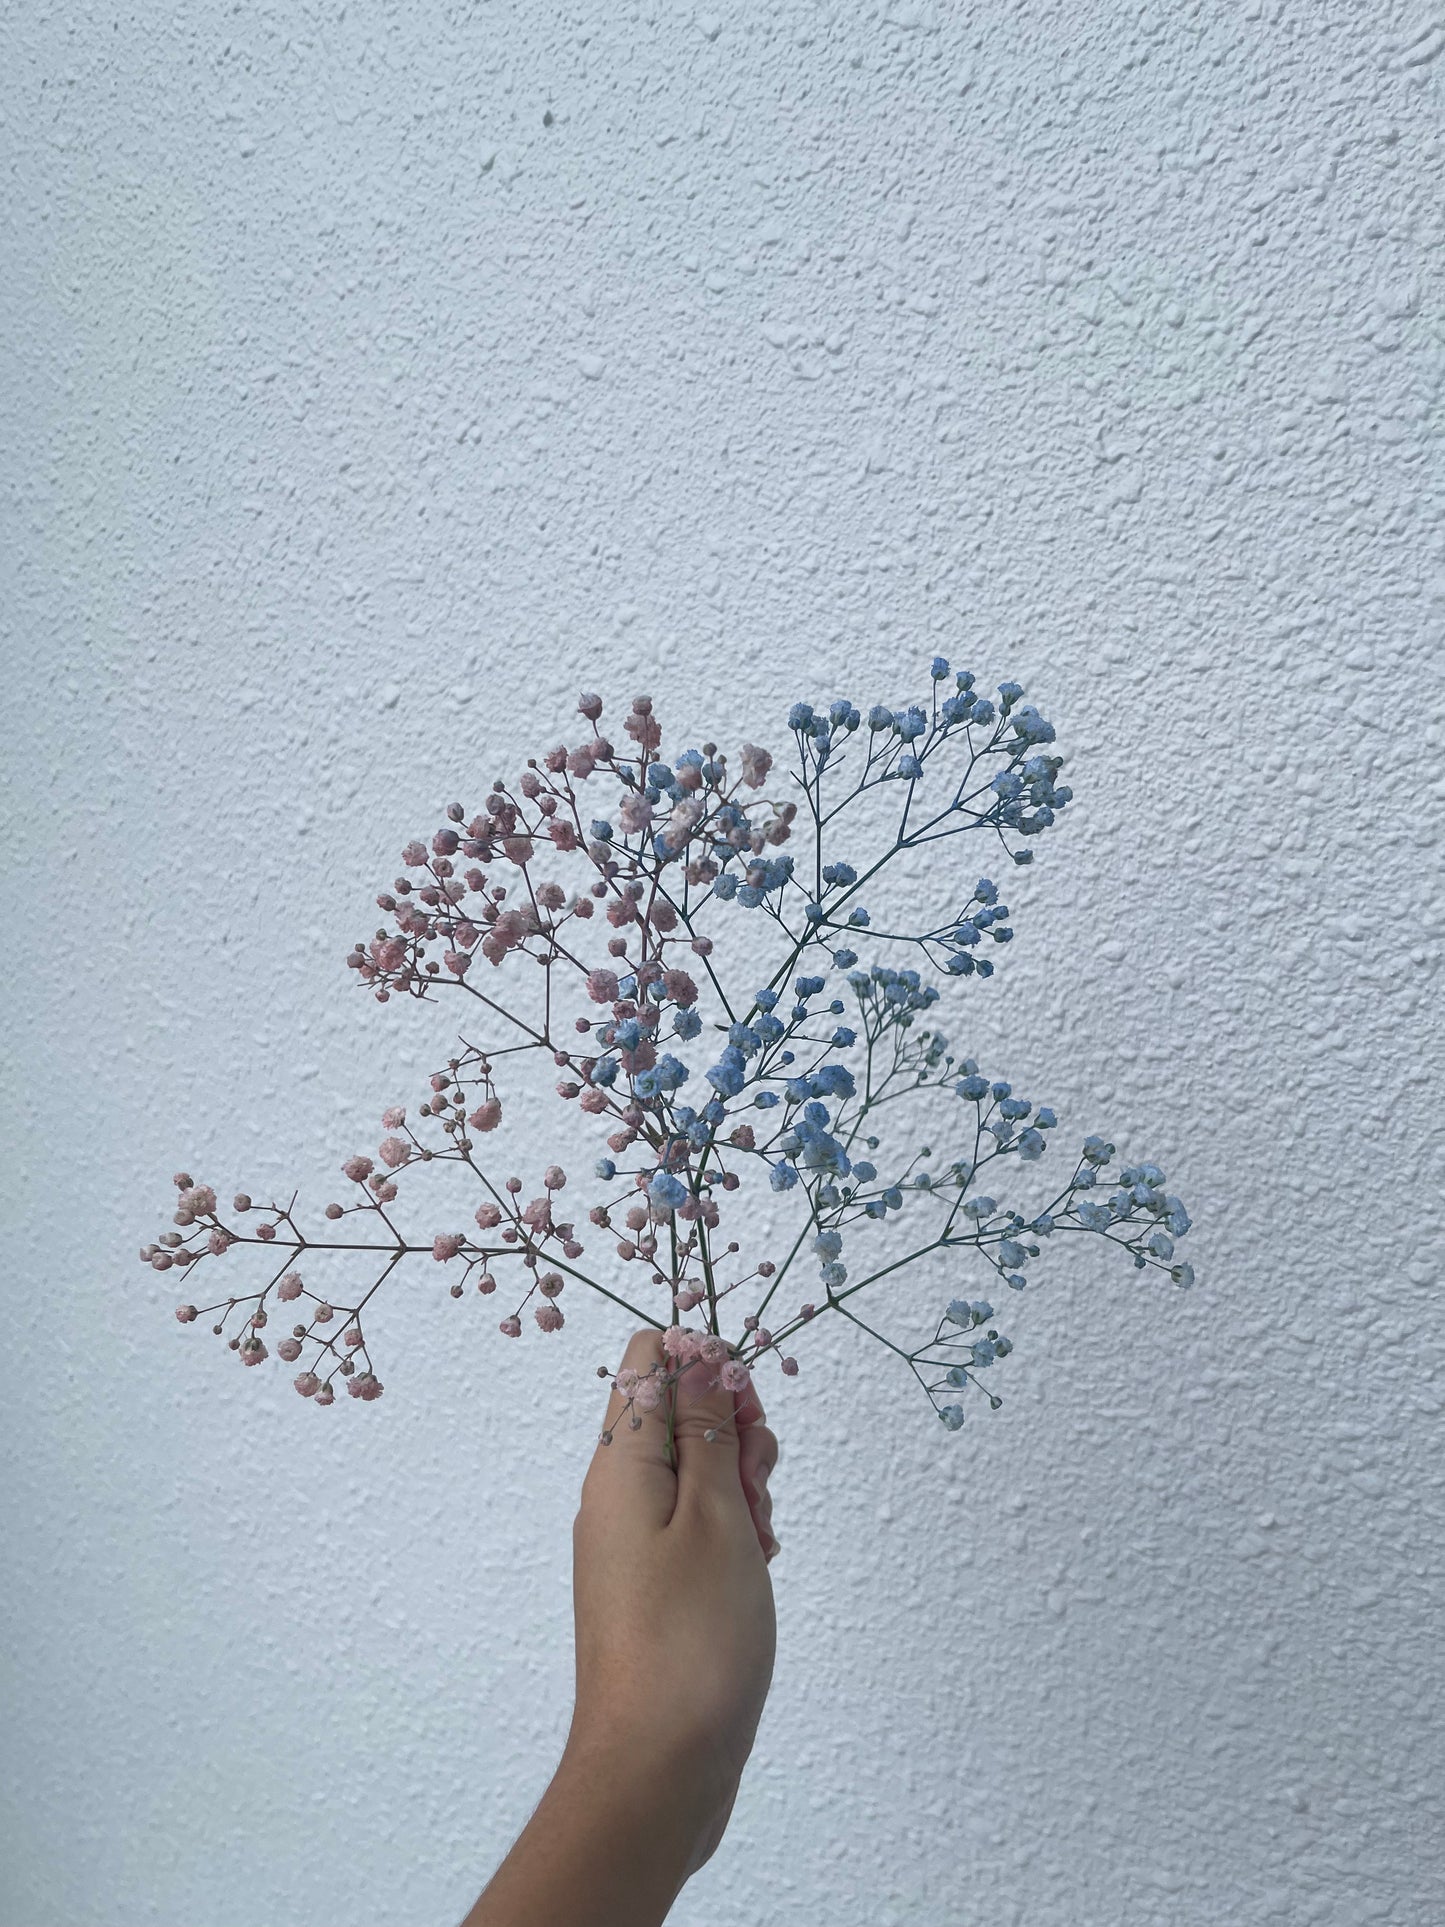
[4,4,1443,1923]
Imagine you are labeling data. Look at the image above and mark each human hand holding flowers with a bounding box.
[463,1329,779,1927]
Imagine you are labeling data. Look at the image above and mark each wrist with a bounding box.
[558,1719,724,1858]
[464,1732,713,1927]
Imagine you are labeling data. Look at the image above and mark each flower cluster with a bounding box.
[146,662,1193,1441]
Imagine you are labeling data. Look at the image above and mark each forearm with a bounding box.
[462,1732,712,1927]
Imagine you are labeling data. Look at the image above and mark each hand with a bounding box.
[462,1328,780,1927]
[571,1328,780,1868]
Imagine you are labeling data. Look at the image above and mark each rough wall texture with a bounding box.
[3,3,1443,1924]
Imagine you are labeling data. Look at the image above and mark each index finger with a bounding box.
[582,1328,678,1517]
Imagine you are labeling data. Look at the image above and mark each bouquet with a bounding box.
[145,659,1194,1453]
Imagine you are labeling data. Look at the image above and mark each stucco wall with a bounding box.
[4,4,1443,1923]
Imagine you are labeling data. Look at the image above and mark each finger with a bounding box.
[732,1374,767,1435]
[670,1353,751,1506]
[738,1420,779,1553]
[738,1418,777,1505]
[583,1329,677,1520]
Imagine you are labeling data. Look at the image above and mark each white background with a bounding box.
[4,4,1443,1923]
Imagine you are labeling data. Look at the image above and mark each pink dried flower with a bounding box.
[381,1107,407,1129]
[315,1383,335,1406]
[474,1202,502,1230]
[538,1273,564,1298]
[616,793,653,835]
[379,1135,410,1169]
[294,1372,319,1398]
[342,1326,364,1349]
[720,1360,750,1393]
[739,743,772,787]
[499,1316,522,1338]
[544,1165,567,1190]
[175,1303,197,1323]
[343,1155,374,1184]
[468,1099,502,1132]
[781,1356,799,1375]
[535,1303,564,1332]
[586,968,620,1004]
[277,1273,304,1302]
[444,951,471,976]
[277,1338,302,1363]
[664,797,705,847]
[432,1233,464,1262]
[179,1185,217,1217]
[662,1327,705,1365]
[207,1229,232,1256]
[240,1338,268,1367]
[699,1335,728,1366]
[402,840,428,866]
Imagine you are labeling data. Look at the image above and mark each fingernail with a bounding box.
[765,1533,781,1562]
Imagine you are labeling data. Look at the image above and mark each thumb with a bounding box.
[670,1353,751,1509]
